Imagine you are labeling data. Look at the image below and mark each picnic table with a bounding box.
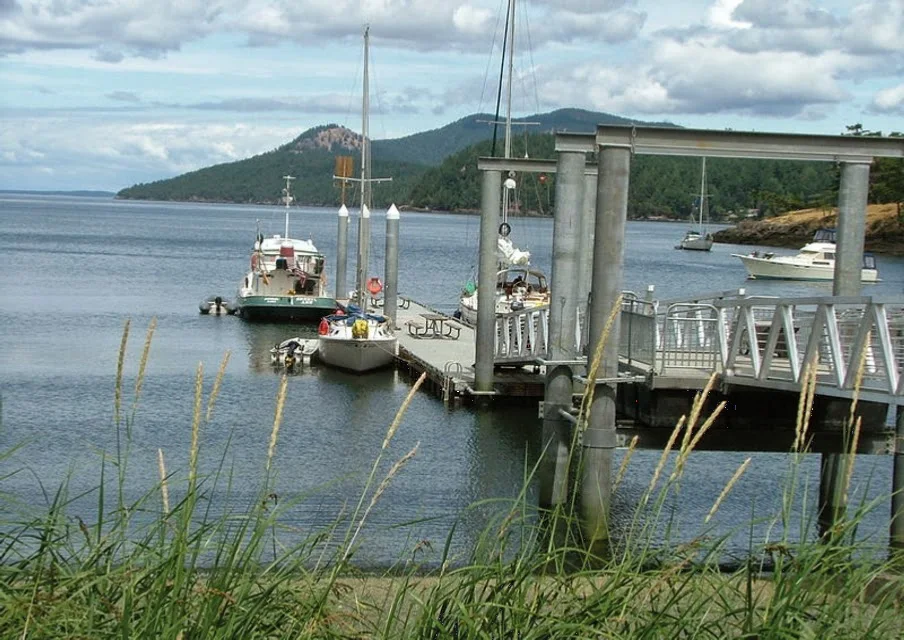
[407,313,461,339]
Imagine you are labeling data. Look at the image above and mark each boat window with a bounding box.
[863,255,877,270]
[813,228,836,243]
[825,252,835,260]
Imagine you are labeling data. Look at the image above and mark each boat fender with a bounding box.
[318,318,329,335]
[498,222,511,237]
[251,253,259,269]
[352,318,368,339]
[367,277,383,295]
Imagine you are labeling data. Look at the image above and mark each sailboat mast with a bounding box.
[355,25,371,308]
[698,158,707,231]
[501,0,515,224]
[282,174,295,237]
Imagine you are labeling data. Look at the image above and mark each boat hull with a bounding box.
[734,254,879,283]
[676,236,713,251]
[235,295,338,322]
[317,335,397,372]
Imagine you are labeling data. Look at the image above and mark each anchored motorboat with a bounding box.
[199,295,235,315]
[732,228,879,282]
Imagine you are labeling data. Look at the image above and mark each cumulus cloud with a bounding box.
[870,83,904,114]
[106,90,141,103]
[732,0,837,29]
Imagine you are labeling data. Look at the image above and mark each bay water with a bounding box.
[2,194,902,566]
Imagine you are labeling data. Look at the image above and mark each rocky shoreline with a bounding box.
[712,204,904,256]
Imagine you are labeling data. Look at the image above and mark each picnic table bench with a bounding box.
[406,313,462,339]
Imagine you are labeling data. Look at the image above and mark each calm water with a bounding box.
[2,194,902,566]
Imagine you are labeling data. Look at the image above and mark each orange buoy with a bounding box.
[318,318,329,335]
[367,277,383,295]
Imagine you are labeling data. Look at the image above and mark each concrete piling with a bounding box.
[539,150,585,508]
[819,160,871,538]
[475,170,501,393]
[335,204,349,301]
[581,145,632,545]
[384,204,400,326]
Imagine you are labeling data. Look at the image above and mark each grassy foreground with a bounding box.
[1,318,902,638]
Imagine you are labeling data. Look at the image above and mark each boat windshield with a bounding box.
[863,254,877,270]
[813,228,837,243]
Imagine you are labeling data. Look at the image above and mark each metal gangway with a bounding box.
[493,291,904,404]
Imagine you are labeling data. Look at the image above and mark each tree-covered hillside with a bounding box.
[407,134,836,220]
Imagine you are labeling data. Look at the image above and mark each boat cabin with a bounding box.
[498,267,548,296]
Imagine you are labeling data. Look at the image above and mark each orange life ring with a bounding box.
[367,277,383,295]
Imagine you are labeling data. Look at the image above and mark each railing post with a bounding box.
[819,160,871,538]
[540,149,585,508]
[582,144,631,549]
[475,169,501,393]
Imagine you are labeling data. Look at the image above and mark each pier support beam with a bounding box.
[335,205,349,300]
[819,160,871,537]
[540,149,585,509]
[383,204,400,327]
[581,145,632,546]
[893,406,904,555]
[577,171,598,353]
[475,169,501,393]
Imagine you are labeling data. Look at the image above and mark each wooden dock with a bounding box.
[393,298,545,403]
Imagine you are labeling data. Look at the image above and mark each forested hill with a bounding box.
[116,109,673,206]
[117,110,843,219]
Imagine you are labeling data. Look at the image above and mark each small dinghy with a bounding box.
[270,337,318,369]
[199,295,235,315]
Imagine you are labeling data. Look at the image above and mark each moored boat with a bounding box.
[732,228,879,282]
[317,307,396,373]
[234,176,338,322]
[675,157,714,251]
[199,295,235,315]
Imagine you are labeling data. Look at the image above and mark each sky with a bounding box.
[1,0,902,192]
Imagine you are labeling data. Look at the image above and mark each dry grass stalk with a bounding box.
[614,435,639,490]
[705,457,751,523]
[189,362,203,488]
[114,318,131,425]
[382,372,427,451]
[847,331,869,425]
[267,374,289,471]
[158,448,170,514]
[793,357,819,453]
[579,295,623,422]
[206,350,231,423]
[682,373,718,449]
[670,400,727,482]
[644,415,686,503]
[133,317,157,408]
[843,415,862,505]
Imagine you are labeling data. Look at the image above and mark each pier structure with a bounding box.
[397,124,904,551]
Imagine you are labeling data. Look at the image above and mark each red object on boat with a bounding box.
[367,277,383,295]
[539,174,547,184]
[251,253,259,269]
[279,244,294,258]
[318,319,329,335]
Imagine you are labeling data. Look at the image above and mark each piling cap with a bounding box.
[362,204,370,218]
[338,204,349,217]
[387,203,400,220]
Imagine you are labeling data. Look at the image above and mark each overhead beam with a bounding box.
[555,126,904,162]
[477,156,597,175]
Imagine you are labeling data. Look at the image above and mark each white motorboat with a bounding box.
[270,337,318,370]
[675,157,713,251]
[199,295,235,315]
[732,228,879,282]
[455,0,550,326]
[316,26,398,373]
[234,175,338,322]
[318,307,397,373]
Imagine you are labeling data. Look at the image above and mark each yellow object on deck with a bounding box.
[352,319,368,339]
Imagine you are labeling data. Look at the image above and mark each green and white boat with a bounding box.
[235,176,338,322]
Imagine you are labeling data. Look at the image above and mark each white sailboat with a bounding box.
[318,26,398,373]
[456,0,550,326]
[676,157,714,251]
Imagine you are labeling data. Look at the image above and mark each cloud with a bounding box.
[870,83,904,114]
[180,94,418,115]
[107,90,141,103]
[732,0,837,29]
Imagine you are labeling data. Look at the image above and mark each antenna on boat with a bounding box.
[282,174,295,238]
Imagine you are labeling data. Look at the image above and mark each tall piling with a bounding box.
[577,171,598,352]
[475,169,501,393]
[335,204,349,301]
[582,144,632,546]
[893,407,904,554]
[539,149,584,508]
[384,204,400,326]
[819,160,871,537]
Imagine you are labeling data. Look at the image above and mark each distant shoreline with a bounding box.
[0,189,115,197]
